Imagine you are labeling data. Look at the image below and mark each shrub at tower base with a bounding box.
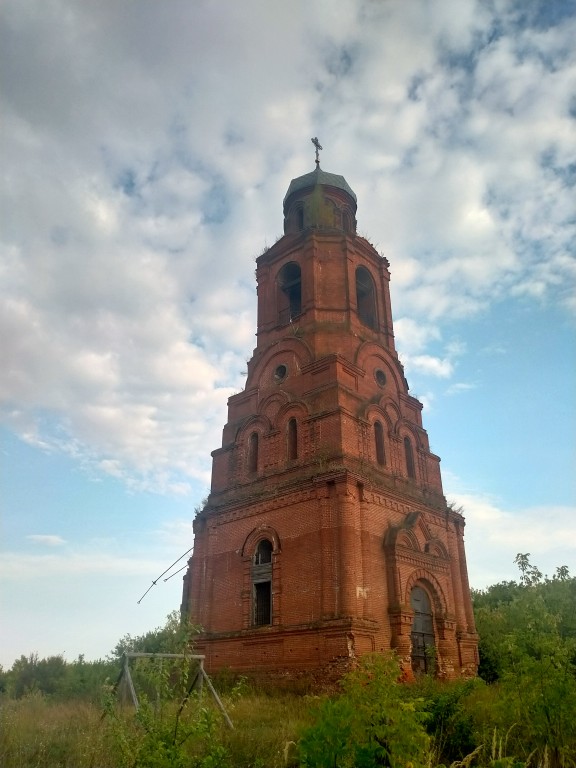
[299,653,431,768]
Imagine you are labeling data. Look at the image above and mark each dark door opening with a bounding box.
[410,585,435,674]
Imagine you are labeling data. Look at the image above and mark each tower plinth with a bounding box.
[181,160,478,681]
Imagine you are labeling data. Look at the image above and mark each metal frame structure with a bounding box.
[116,652,233,729]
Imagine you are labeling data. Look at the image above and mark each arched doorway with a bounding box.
[410,585,435,674]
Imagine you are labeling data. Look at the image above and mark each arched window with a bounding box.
[253,539,273,626]
[254,539,272,565]
[355,266,377,329]
[343,209,352,233]
[410,585,435,674]
[404,436,416,479]
[287,418,298,461]
[278,262,302,324]
[374,421,386,466]
[297,207,304,231]
[248,432,259,474]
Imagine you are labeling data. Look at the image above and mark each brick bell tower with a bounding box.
[182,142,478,679]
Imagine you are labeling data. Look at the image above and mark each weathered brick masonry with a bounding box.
[181,162,478,680]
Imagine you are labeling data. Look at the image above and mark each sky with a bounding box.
[1,0,575,670]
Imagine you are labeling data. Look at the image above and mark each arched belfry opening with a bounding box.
[183,145,478,683]
[277,261,301,324]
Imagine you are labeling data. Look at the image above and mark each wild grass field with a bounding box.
[1,560,575,768]
[0,688,310,768]
[1,660,574,768]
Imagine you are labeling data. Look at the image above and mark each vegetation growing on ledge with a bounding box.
[1,557,575,768]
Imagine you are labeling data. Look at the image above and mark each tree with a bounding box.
[514,552,543,586]
[473,556,576,767]
[110,611,197,659]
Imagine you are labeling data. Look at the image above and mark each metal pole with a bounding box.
[123,653,139,710]
[200,667,234,730]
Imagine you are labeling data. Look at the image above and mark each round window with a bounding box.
[375,369,387,387]
[274,364,288,383]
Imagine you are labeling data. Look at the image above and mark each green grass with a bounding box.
[0,694,111,768]
[0,689,310,768]
[219,692,310,767]
[2,675,575,768]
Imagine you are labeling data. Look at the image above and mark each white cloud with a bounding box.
[407,354,454,378]
[1,0,573,671]
[1,0,575,493]
[26,534,66,547]
[0,550,161,580]
[396,326,466,382]
[0,545,184,667]
[446,382,477,395]
[394,318,441,354]
[447,490,576,588]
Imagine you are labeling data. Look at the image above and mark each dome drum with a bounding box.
[283,167,358,235]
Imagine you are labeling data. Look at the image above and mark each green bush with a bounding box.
[299,653,429,768]
[405,676,480,764]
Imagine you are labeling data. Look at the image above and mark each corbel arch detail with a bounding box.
[384,401,401,432]
[275,400,310,426]
[248,336,313,387]
[241,525,281,559]
[396,529,420,551]
[396,420,418,442]
[399,421,427,450]
[354,343,406,391]
[365,402,394,432]
[275,402,309,463]
[236,416,272,478]
[384,510,421,552]
[260,392,291,424]
[235,414,272,442]
[424,539,450,560]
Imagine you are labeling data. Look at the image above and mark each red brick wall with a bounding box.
[183,182,478,680]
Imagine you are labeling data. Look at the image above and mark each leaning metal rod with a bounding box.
[200,665,234,730]
[123,653,139,710]
[164,563,188,582]
[173,668,201,745]
[137,547,193,603]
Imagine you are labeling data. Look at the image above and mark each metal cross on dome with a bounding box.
[311,136,322,167]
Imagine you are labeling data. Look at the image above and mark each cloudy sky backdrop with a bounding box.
[1,0,575,668]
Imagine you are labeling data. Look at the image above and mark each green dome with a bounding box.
[283,166,357,209]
